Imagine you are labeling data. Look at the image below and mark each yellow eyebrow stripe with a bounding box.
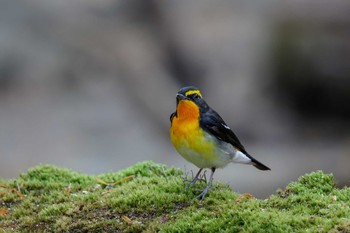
[185,90,202,98]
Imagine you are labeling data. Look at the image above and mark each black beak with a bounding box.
[176,93,188,105]
[176,93,187,101]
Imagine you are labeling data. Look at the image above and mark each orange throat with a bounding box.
[175,100,200,121]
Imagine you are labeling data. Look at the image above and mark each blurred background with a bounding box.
[1,0,350,198]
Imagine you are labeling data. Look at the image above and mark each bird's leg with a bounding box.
[196,167,216,200]
[185,168,203,190]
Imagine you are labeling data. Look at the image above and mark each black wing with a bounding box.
[200,108,270,170]
[199,108,248,154]
[170,112,176,123]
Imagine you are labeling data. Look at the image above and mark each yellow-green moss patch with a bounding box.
[1,162,349,232]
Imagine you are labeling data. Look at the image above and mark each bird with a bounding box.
[170,86,270,199]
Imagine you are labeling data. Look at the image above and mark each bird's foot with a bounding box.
[184,169,205,190]
[185,176,202,190]
[196,185,210,200]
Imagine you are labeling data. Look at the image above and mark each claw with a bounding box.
[196,185,210,200]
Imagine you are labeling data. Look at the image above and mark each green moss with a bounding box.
[1,162,349,232]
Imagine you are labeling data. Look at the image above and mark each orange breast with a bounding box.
[171,100,200,139]
[170,100,206,154]
[170,100,223,168]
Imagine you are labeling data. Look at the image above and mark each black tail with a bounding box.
[250,157,270,170]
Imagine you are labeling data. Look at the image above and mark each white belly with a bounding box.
[175,132,252,168]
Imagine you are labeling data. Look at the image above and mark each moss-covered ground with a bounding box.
[0,161,349,232]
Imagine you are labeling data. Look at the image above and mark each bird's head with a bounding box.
[170,86,209,122]
[176,86,203,105]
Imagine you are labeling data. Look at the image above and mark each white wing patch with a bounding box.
[222,123,230,130]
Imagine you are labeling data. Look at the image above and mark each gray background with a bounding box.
[1,0,350,198]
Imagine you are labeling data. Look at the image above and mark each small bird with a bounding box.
[170,86,270,199]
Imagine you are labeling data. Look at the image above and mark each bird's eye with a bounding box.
[192,94,200,99]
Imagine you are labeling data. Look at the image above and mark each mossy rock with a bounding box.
[0,161,349,232]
